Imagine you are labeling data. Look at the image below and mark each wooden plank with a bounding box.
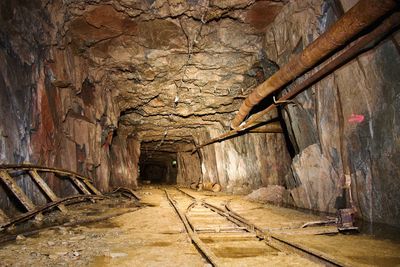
[0,208,9,224]
[270,226,339,236]
[28,170,67,213]
[0,170,36,212]
[198,232,257,241]
[194,226,247,233]
[70,176,92,195]
[81,179,102,196]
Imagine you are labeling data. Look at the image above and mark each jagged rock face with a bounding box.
[196,124,291,195]
[265,0,400,226]
[2,0,399,228]
[59,0,285,148]
[0,0,287,198]
[176,151,201,186]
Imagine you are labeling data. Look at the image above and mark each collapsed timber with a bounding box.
[166,187,347,267]
[0,165,141,243]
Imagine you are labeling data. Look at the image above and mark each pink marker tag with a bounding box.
[348,114,365,123]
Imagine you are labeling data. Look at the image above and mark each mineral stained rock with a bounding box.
[1,0,399,227]
[265,0,400,225]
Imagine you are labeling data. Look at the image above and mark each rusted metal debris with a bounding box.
[337,208,358,232]
[0,164,103,231]
[231,0,398,129]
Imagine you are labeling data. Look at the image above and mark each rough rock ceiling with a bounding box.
[61,0,286,150]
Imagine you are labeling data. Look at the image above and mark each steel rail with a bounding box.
[231,0,398,128]
[164,189,220,266]
[177,188,346,267]
[192,11,400,152]
[224,201,348,267]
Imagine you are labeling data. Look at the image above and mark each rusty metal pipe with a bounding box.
[191,119,279,152]
[231,0,398,128]
[247,122,283,133]
[235,11,400,131]
[192,11,400,153]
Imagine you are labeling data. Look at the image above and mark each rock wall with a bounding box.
[176,152,202,186]
[110,135,140,189]
[264,0,400,225]
[1,0,398,227]
[0,1,140,212]
[197,125,291,194]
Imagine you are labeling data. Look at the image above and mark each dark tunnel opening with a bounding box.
[138,150,178,185]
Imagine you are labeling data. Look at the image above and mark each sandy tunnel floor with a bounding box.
[0,186,399,266]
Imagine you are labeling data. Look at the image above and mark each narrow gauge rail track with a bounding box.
[165,187,346,267]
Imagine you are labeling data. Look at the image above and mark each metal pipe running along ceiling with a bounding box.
[231,0,399,129]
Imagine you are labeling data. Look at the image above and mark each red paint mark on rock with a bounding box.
[246,2,283,32]
[348,114,365,123]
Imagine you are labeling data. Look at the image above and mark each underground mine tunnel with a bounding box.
[0,0,400,266]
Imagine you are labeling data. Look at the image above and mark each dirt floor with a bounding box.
[0,186,399,266]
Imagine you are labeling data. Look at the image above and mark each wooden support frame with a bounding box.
[81,179,102,196]
[0,170,36,212]
[28,170,67,213]
[0,164,104,229]
[0,195,105,230]
[69,176,92,195]
[0,208,8,224]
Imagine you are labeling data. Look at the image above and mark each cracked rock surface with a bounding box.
[58,0,285,146]
[0,0,288,200]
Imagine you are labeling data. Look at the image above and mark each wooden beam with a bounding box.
[28,170,67,213]
[70,176,92,195]
[81,179,102,196]
[0,208,9,224]
[270,226,339,236]
[0,195,105,230]
[0,170,36,212]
